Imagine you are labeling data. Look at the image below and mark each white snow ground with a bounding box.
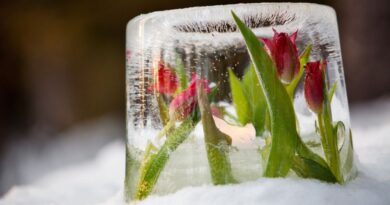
[1,98,390,205]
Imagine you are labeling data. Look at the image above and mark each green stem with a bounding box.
[157,94,169,125]
[316,61,341,182]
[156,120,175,139]
[317,110,341,182]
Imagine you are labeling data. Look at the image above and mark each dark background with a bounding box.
[0,0,389,195]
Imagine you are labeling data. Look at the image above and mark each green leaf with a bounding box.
[336,122,357,183]
[134,118,196,200]
[292,155,337,182]
[197,82,236,184]
[305,140,322,148]
[227,64,269,135]
[232,11,298,177]
[242,64,268,136]
[228,68,251,125]
[286,44,312,98]
[329,81,337,102]
[175,56,188,91]
[157,94,169,125]
[260,135,272,167]
[293,137,337,182]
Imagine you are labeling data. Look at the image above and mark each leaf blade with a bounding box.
[232,11,298,177]
[135,119,196,200]
[337,122,357,182]
[329,81,337,102]
[242,64,268,135]
[228,68,251,125]
[197,82,236,184]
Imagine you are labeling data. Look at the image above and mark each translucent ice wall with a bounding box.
[126,3,350,149]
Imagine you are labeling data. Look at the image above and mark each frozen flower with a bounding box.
[262,29,300,84]
[169,74,210,121]
[304,60,326,113]
[150,62,178,95]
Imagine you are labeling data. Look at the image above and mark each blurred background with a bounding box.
[0,0,389,196]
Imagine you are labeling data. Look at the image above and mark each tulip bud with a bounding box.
[169,74,210,121]
[262,29,300,84]
[151,62,178,95]
[304,60,326,113]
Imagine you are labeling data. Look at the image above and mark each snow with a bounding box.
[1,98,390,205]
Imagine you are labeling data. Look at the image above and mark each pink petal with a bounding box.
[290,30,298,43]
[272,28,279,35]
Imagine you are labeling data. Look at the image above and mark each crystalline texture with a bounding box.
[126,3,353,200]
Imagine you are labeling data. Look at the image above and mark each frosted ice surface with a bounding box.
[127,3,340,54]
[1,98,390,205]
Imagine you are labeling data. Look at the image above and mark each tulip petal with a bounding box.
[290,30,298,43]
[304,61,325,113]
[169,74,210,121]
[262,28,300,84]
[152,62,179,95]
[272,28,279,35]
[261,38,274,54]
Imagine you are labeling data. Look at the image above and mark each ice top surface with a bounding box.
[126,3,340,60]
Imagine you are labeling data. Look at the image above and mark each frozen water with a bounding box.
[1,98,390,205]
[126,115,263,196]
[125,2,352,199]
[126,3,341,54]
[126,3,349,149]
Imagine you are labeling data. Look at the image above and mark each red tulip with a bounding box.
[151,62,178,95]
[169,74,210,121]
[262,29,300,84]
[304,61,326,113]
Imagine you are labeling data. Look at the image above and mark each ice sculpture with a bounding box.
[125,3,357,202]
